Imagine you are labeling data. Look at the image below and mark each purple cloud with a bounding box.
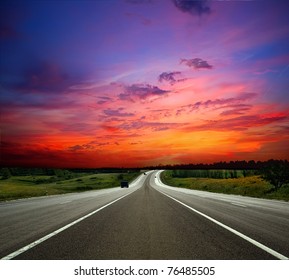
[97,96,113,105]
[119,84,169,102]
[0,2,27,42]
[119,121,182,131]
[0,25,20,40]
[190,93,256,111]
[220,104,252,116]
[172,0,211,16]
[181,58,213,70]
[68,145,86,152]
[103,108,134,117]
[125,12,152,26]
[188,114,288,132]
[125,0,153,4]
[15,61,72,93]
[158,71,182,85]
[176,93,257,116]
[254,69,278,75]
[68,140,120,152]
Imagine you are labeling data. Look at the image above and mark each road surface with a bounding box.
[0,170,288,259]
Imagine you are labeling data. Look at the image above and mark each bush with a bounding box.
[1,168,12,180]
[261,160,289,191]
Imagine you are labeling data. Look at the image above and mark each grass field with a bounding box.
[161,170,289,201]
[0,172,140,201]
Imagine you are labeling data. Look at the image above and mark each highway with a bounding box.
[0,170,288,260]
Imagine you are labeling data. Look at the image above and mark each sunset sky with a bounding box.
[1,0,289,168]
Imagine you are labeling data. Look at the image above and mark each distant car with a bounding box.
[144,172,147,175]
[120,181,129,188]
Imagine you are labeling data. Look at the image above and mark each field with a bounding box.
[1,167,288,202]
[161,170,289,201]
[0,171,140,201]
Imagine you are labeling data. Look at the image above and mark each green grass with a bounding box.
[161,170,289,201]
[0,172,140,201]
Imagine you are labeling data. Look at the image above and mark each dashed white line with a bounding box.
[231,202,247,208]
[60,200,72,204]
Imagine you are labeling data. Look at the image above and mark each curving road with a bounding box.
[0,171,288,260]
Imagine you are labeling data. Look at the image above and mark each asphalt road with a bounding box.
[0,171,288,260]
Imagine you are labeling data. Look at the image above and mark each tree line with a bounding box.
[171,169,257,179]
[1,160,288,191]
[148,159,289,171]
[166,160,289,192]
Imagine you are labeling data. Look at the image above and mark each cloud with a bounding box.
[103,108,134,117]
[89,141,120,146]
[15,60,72,93]
[97,96,113,105]
[125,12,152,26]
[220,104,252,116]
[181,58,213,70]
[61,123,97,134]
[67,137,120,152]
[176,92,257,116]
[118,84,169,102]
[125,0,153,4]
[172,0,211,16]
[158,71,182,85]
[0,25,20,40]
[0,1,27,41]
[0,89,77,112]
[190,92,257,111]
[68,145,88,152]
[150,108,173,119]
[68,140,120,152]
[184,113,288,132]
[1,141,70,168]
[119,121,182,131]
[254,69,278,75]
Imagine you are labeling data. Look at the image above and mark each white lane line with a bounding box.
[156,189,288,260]
[60,200,72,204]
[231,202,247,208]
[1,192,133,260]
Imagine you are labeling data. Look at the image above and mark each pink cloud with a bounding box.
[220,104,252,116]
[174,92,257,116]
[182,112,288,132]
[103,108,135,117]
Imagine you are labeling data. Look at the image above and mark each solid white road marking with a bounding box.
[1,192,133,260]
[156,188,288,260]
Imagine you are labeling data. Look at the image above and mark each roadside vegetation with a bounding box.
[0,168,140,201]
[161,163,289,201]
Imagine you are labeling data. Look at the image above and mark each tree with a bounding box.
[261,160,289,191]
[1,168,12,180]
